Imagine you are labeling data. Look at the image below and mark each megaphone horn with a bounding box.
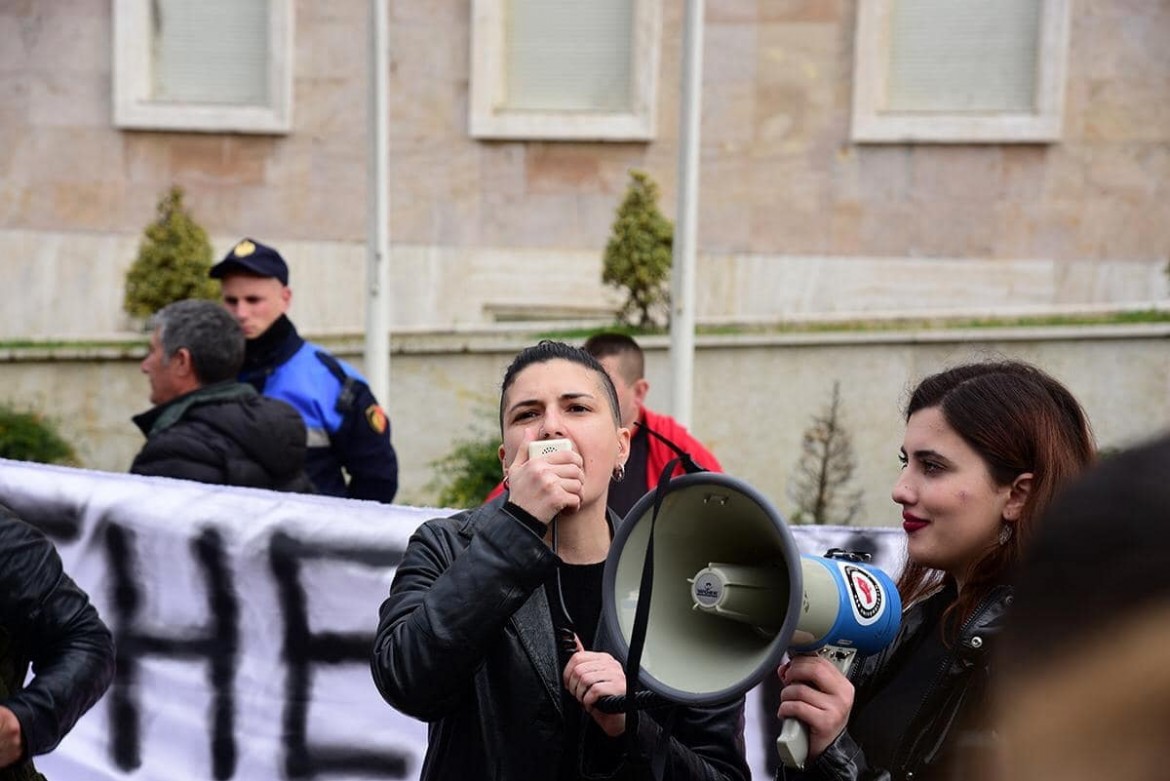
[602,473,804,706]
[598,472,902,770]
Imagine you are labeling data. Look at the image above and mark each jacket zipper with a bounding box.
[892,590,999,778]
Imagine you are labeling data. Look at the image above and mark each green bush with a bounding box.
[123,186,219,320]
[429,425,503,509]
[602,170,674,329]
[0,403,78,466]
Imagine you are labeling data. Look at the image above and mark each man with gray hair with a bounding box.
[130,299,314,493]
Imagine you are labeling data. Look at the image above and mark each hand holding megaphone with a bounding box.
[776,650,856,765]
[771,551,900,768]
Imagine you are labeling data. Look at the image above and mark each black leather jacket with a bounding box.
[0,505,115,779]
[371,502,750,781]
[131,381,315,494]
[788,585,1012,781]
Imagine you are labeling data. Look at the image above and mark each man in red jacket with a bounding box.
[486,333,722,518]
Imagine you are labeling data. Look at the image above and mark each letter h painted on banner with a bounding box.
[104,523,239,779]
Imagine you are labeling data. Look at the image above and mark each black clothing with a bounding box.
[0,505,115,780]
[609,424,649,519]
[546,560,617,781]
[552,560,605,656]
[848,591,951,774]
[240,312,299,378]
[785,585,1012,781]
[372,501,749,781]
[131,381,314,493]
[241,316,399,503]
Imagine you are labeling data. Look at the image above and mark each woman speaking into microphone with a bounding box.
[371,341,748,781]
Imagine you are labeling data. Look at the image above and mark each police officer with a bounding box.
[209,238,399,503]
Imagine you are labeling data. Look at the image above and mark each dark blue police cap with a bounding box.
[209,238,289,285]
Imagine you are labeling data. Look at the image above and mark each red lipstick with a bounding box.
[902,512,928,534]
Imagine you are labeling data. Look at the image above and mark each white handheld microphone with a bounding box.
[529,438,574,459]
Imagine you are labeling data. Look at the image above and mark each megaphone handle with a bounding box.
[776,646,858,770]
[776,717,810,769]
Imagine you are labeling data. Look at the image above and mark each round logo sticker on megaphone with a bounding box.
[843,563,884,622]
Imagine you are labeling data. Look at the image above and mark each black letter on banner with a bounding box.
[9,498,83,542]
[105,523,239,779]
[269,532,409,779]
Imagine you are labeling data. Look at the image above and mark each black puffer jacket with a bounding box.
[786,585,1012,781]
[371,502,750,781]
[0,505,115,780]
[131,381,314,493]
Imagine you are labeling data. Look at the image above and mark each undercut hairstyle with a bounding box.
[499,340,622,433]
[582,332,645,385]
[150,299,245,386]
[898,360,1096,636]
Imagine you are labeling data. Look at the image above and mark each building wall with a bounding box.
[3,326,1168,527]
[1,0,1168,340]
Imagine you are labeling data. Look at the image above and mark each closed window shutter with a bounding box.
[152,0,269,105]
[886,0,1042,113]
[505,0,632,112]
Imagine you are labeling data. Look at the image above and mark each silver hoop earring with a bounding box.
[998,523,1013,546]
[612,463,626,483]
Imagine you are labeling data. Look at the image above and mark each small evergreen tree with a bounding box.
[602,170,673,329]
[787,382,863,525]
[0,403,78,465]
[123,186,219,319]
[429,417,503,509]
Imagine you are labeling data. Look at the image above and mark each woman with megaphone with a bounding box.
[372,341,750,781]
[776,360,1096,781]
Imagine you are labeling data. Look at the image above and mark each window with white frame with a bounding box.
[469,0,661,141]
[851,0,1070,143]
[113,0,293,134]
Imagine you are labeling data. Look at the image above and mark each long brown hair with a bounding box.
[897,361,1096,635]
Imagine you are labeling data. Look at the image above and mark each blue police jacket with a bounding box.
[241,317,399,503]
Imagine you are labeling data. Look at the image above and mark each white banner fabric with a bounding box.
[0,460,905,781]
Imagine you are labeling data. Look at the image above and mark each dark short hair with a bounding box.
[582,332,644,384]
[151,300,245,385]
[499,341,621,433]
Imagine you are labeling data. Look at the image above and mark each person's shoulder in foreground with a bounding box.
[992,433,1170,781]
[0,504,115,776]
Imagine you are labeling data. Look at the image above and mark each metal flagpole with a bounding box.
[669,0,705,427]
[365,0,391,402]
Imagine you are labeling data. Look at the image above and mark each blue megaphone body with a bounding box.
[789,550,902,655]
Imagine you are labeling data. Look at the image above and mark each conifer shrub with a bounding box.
[0,403,78,466]
[602,170,674,329]
[123,186,219,320]
[429,416,502,509]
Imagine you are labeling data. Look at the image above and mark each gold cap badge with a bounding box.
[232,240,256,258]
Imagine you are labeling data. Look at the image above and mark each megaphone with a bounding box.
[600,472,901,769]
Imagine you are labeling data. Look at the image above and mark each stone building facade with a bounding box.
[0,0,1167,341]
